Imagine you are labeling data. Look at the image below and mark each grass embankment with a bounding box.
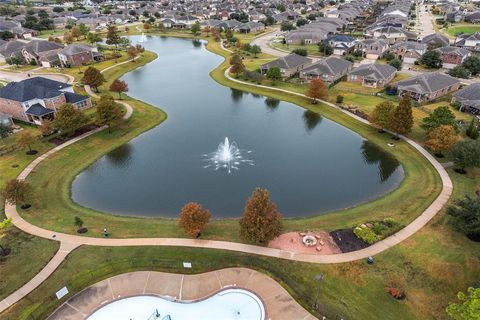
[444,23,480,36]
[18,37,442,242]
[3,166,480,320]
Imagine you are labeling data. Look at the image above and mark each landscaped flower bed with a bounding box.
[353,218,404,245]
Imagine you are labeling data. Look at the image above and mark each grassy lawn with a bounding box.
[272,42,322,56]
[0,31,478,320]
[444,24,480,36]
[37,29,67,39]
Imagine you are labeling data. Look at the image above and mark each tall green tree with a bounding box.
[421,105,458,133]
[266,67,282,85]
[191,21,201,35]
[54,103,88,135]
[250,44,261,58]
[86,32,101,44]
[466,118,479,140]
[446,287,480,320]
[419,50,442,69]
[106,25,121,47]
[369,101,394,131]
[239,188,283,243]
[451,140,480,173]
[447,196,480,240]
[461,55,480,75]
[82,66,105,92]
[0,218,12,257]
[389,95,414,136]
[95,95,123,132]
[16,131,37,154]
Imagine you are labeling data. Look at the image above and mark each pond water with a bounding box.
[71,36,404,218]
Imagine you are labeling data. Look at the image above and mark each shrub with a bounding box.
[336,95,344,104]
[354,219,403,244]
[354,225,378,244]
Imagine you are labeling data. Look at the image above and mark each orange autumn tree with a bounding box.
[109,79,129,99]
[425,125,459,156]
[305,78,328,104]
[239,188,283,243]
[179,202,211,238]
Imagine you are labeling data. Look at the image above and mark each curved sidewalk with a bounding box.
[0,43,453,315]
[48,268,316,320]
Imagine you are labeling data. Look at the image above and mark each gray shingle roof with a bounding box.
[301,56,352,77]
[261,54,311,70]
[453,83,480,101]
[393,72,460,94]
[0,77,70,102]
[25,103,54,116]
[349,64,396,81]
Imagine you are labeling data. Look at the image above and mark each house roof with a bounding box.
[301,56,352,77]
[60,43,94,56]
[261,54,311,70]
[25,103,54,116]
[421,33,450,47]
[0,77,71,102]
[65,91,89,104]
[349,64,396,81]
[23,40,64,55]
[435,46,471,57]
[393,72,460,94]
[453,83,480,101]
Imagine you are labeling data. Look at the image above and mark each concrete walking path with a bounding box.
[0,40,453,315]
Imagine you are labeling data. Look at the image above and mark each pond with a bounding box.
[71,36,404,218]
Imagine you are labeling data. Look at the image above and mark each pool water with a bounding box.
[87,289,265,320]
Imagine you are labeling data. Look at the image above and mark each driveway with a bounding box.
[417,5,435,39]
[0,68,72,84]
[251,28,289,58]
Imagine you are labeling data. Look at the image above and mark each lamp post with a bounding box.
[313,274,323,310]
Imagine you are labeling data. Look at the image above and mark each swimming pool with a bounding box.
[87,289,265,320]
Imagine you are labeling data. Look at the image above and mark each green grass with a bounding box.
[16,38,442,243]
[444,24,480,36]
[272,42,322,56]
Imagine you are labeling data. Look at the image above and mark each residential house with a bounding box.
[347,64,397,88]
[0,20,38,39]
[421,33,450,49]
[235,22,265,33]
[389,41,427,64]
[260,54,312,78]
[299,56,353,83]
[355,38,388,59]
[0,77,91,125]
[0,40,26,62]
[21,40,64,65]
[58,44,103,67]
[452,83,480,114]
[455,32,480,52]
[434,46,471,69]
[370,26,417,45]
[328,34,356,55]
[391,72,461,103]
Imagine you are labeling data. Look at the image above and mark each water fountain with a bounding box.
[204,137,254,174]
[139,32,147,43]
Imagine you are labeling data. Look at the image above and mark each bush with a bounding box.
[354,219,403,244]
[336,95,344,104]
[354,225,378,244]
[291,48,308,56]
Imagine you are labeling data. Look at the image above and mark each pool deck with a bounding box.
[47,268,316,320]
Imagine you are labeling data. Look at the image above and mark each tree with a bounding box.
[305,78,328,103]
[78,23,90,39]
[178,202,211,238]
[425,125,459,156]
[451,140,480,173]
[280,21,295,31]
[96,95,123,132]
[191,21,201,35]
[389,95,414,136]
[82,66,105,92]
[87,32,102,44]
[109,79,129,99]
[421,106,458,133]
[70,26,82,40]
[6,56,23,67]
[74,216,84,229]
[318,42,333,56]
[419,50,442,69]
[53,6,64,12]
[16,131,37,154]
[447,196,480,240]
[446,287,480,320]
[229,54,245,77]
[296,18,308,27]
[143,23,150,31]
[63,31,74,44]
[2,179,31,205]
[466,118,479,140]
[292,48,308,56]
[106,25,121,47]
[0,123,12,138]
[0,218,12,257]
[39,120,54,136]
[448,66,471,79]
[212,27,221,42]
[127,45,138,61]
[266,67,282,85]
[54,103,88,135]
[0,31,14,41]
[389,58,402,70]
[250,44,261,58]
[239,188,283,243]
[461,55,480,75]
[369,101,394,131]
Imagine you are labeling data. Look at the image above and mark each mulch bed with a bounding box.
[330,229,369,253]
[49,124,100,146]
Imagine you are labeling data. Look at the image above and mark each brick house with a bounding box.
[58,44,103,67]
[355,39,388,60]
[260,54,312,78]
[0,77,91,125]
[391,72,461,103]
[299,56,353,83]
[434,46,471,69]
[389,41,427,64]
[347,64,397,88]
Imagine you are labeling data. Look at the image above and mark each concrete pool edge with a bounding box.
[47,268,315,320]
